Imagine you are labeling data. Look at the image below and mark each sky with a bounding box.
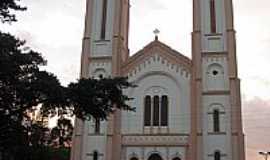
[1,0,270,159]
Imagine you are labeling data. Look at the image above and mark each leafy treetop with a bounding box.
[0,0,26,23]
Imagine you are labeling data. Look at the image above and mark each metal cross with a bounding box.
[153,29,160,40]
[153,29,160,36]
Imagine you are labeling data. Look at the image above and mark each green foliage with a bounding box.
[50,118,73,148]
[0,31,135,159]
[68,77,136,120]
[0,0,26,23]
[0,1,136,159]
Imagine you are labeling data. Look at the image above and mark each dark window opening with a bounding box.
[161,96,168,126]
[101,0,108,39]
[95,118,100,133]
[212,70,219,76]
[210,0,217,33]
[153,96,160,126]
[213,110,220,132]
[214,151,221,160]
[130,157,139,160]
[148,154,163,160]
[93,151,98,160]
[144,95,169,127]
[144,96,151,126]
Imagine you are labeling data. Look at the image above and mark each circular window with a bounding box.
[212,70,219,76]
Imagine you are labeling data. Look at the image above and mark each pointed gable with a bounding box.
[122,39,192,74]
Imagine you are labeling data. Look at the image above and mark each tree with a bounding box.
[0,31,135,159]
[0,31,65,159]
[0,0,26,23]
[50,118,73,148]
[0,1,136,159]
[67,77,135,120]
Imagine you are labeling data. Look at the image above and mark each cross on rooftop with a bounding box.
[153,29,160,40]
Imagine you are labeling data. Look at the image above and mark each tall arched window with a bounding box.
[100,0,108,39]
[210,0,217,33]
[93,151,98,160]
[214,151,221,160]
[144,95,169,127]
[213,109,220,132]
[153,96,160,126]
[161,96,168,126]
[144,96,151,126]
[94,118,100,133]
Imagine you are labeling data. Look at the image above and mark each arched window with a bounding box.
[100,0,108,39]
[161,96,168,126]
[172,157,181,160]
[210,0,216,33]
[153,96,160,126]
[93,151,98,160]
[214,151,221,160]
[148,154,163,160]
[130,157,139,160]
[213,109,220,132]
[144,96,151,126]
[144,95,169,127]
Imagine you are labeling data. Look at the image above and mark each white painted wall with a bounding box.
[202,57,229,91]
[122,53,191,135]
[200,0,227,52]
[202,95,232,160]
[90,0,115,57]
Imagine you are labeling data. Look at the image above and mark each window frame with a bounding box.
[143,95,169,127]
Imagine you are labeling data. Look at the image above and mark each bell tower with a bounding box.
[70,0,130,160]
[190,0,245,159]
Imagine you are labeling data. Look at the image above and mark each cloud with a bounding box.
[1,1,270,159]
[243,98,270,160]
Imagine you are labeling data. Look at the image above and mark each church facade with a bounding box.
[70,0,245,160]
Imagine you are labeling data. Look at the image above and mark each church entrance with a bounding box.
[148,154,163,160]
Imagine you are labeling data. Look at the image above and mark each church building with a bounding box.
[70,0,245,160]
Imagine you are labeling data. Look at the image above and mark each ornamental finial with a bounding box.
[153,28,160,40]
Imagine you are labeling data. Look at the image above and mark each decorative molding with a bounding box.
[88,133,106,136]
[89,56,112,61]
[122,135,189,147]
[94,40,111,43]
[202,51,228,57]
[204,33,223,36]
[202,90,230,95]
[125,58,191,81]
[122,133,189,136]
[122,40,191,75]
[207,132,227,135]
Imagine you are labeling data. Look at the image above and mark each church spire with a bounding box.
[71,1,130,160]
[190,0,245,160]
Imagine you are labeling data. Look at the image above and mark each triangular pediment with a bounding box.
[122,39,192,74]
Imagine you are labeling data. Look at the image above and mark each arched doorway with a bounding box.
[172,157,181,160]
[148,154,163,160]
[130,157,139,160]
